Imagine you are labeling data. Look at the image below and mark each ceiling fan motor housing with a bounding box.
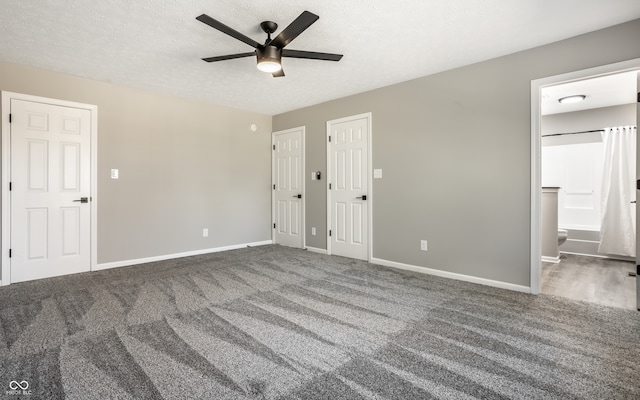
[257,46,281,62]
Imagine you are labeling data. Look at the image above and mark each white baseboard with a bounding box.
[94,240,273,271]
[305,246,328,255]
[370,257,531,294]
[541,256,560,263]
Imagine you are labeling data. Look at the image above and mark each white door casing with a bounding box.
[327,113,372,260]
[272,127,305,248]
[636,89,639,311]
[1,92,97,285]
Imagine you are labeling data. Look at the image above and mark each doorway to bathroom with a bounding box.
[531,59,640,310]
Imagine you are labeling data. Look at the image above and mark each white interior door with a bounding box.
[10,99,92,283]
[273,127,304,248]
[328,114,370,260]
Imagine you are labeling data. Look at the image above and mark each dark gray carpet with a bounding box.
[0,245,638,399]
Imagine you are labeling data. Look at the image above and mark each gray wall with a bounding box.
[0,61,272,273]
[273,19,640,287]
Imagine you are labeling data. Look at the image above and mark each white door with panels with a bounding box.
[10,99,92,283]
[272,127,304,248]
[328,114,371,260]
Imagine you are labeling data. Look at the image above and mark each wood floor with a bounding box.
[542,253,637,310]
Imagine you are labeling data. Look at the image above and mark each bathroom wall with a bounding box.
[541,103,637,258]
[542,140,604,230]
[542,103,636,138]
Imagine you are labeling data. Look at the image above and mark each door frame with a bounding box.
[1,91,98,286]
[530,58,640,294]
[326,112,373,260]
[271,126,305,248]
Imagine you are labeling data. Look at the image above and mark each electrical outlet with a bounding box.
[311,227,316,236]
[203,228,209,237]
[420,240,427,251]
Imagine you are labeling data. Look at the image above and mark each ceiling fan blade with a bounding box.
[272,69,285,78]
[282,49,343,61]
[270,11,319,48]
[202,52,255,62]
[196,14,260,49]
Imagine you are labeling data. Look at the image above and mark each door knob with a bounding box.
[292,194,302,199]
[356,195,367,200]
[73,197,89,203]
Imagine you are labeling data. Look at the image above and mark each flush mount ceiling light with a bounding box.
[558,95,586,104]
[196,11,343,78]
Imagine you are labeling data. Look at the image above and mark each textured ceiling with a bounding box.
[1,0,640,115]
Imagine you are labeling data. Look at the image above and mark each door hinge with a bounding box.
[9,113,12,123]
[273,144,275,150]
[637,92,640,103]
[328,136,331,142]
[273,223,276,229]
[273,184,275,190]
[329,230,332,237]
[9,249,11,258]
[9,182,12,191]
[329,183,332,190]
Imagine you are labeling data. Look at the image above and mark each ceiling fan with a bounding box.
[196,11,343,77]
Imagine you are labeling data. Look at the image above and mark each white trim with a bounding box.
[530,58,640,296]
[1,91,98,286]
[271,126,305,249]
[541,256,560,263]
[305,246,328,255]
[371,257,531,294]
[1,93,10,286]
[326,123,330,255]
[95,240,273,271]
[326,112,373,260]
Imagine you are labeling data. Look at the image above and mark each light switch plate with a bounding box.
[374,169,382,179]
[111,169,119,179]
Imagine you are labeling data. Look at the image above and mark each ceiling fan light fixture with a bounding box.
[257,60,281,73]
[256,46,282,73]
[558,95,586,104]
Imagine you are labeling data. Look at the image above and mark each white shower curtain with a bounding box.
[599,126,637,257]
